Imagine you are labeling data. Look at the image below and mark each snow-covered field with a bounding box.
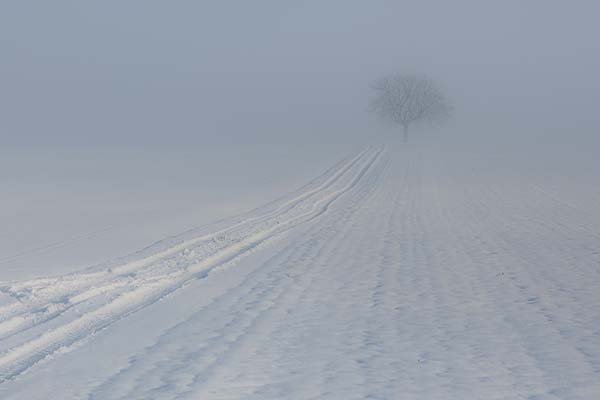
[0,144,349,281]
[1,140,600,399]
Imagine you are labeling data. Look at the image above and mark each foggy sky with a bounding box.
[2,0,599,149]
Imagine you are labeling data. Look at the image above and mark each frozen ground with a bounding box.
[1,140,600,399]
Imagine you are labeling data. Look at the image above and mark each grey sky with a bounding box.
[2,1,599,148]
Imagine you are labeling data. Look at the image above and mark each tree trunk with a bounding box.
[402,124,409,143]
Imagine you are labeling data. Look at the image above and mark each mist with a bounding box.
[2,0,598,152]
[3,1,599,272]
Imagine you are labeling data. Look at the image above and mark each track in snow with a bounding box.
[0,146,384,384]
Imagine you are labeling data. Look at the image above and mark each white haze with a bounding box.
[1,0,599,275]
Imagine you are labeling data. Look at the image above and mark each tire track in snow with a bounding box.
[88,146,390,400]
[0,146,384,384]
[187,150,391,400]
[0,147,371,339]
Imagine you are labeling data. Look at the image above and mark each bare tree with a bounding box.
[370,74,451,142]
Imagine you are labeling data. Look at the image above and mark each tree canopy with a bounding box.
[370,74,451,141]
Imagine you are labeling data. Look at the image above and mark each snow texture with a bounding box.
[1,145,599,399]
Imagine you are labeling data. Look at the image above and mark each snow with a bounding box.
[0,144,350,281]
[1,141,600,399]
